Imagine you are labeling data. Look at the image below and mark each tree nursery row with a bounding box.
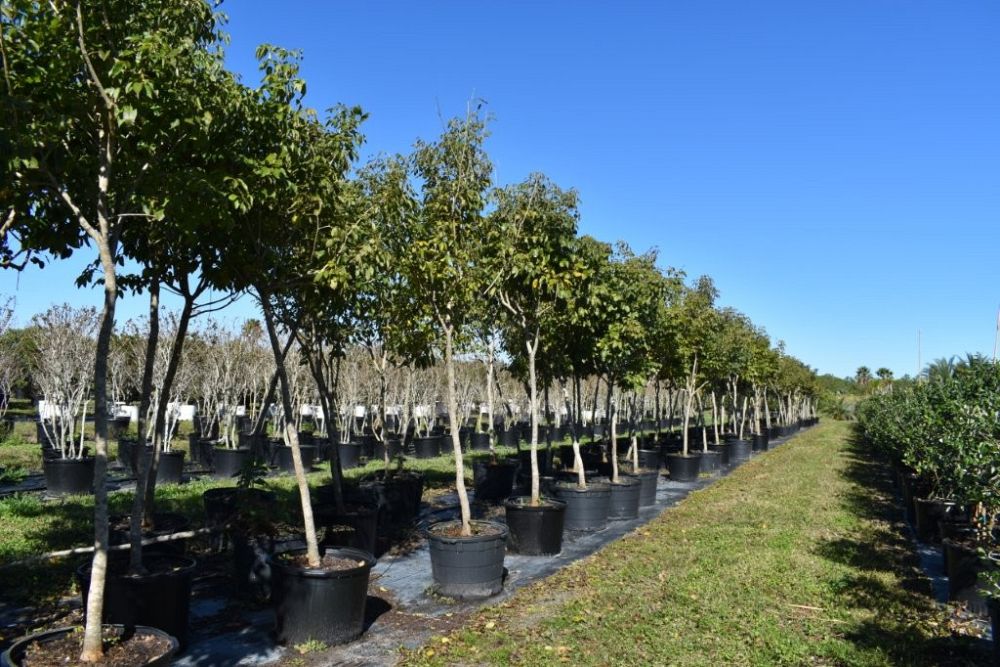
[0,2,819,664]
[856,355,1000,665]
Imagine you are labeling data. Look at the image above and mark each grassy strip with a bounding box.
[401,421,987,666]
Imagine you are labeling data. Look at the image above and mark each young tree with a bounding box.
[489,174,582,505]
[405,108,493,536]
[2,2,234,657]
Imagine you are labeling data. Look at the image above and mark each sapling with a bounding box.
[31,305,99,459]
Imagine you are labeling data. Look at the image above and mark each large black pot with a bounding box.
[275,444,317,474]
[212,447,250,480]
[43,456,95,497]
[751,433,769,452]
[337,441,362,470]
[313,494,379,557]
[666,453,701,482]
[470,431,492,451]
[608,475,641,520]
[373,437,404,461]
[635,469,659,507]
[728,439,752,464]
[900,473,931,526]
[109,511,192,556]
[913,498,960,543]
[554,481,611,532]
[1,625,178,667]
[637,448,660,471]
[272,547,375,646]
[473,460,517,504]
[707,443,731,465]
[497,429,520,448]
[155,450,185,485]
[202,487,275,550]
[517,447,552,476]
[698,450,721,475]
[413,436,441,459]
[504,497,566,556]
[76,553,196,648]
[943,538,987,605]
[425,520,507,599]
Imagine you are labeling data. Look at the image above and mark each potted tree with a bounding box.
[31,305,99,496]
[405,108,508,598]
[488,173,584,554]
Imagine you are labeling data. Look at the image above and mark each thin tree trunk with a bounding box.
[142,295,195,523]
[261,296,319,566]
[710,391,720,445]
[528,336,540,505]
[81,238,117,661]
[609,380,619,483]
[445,324,472,535]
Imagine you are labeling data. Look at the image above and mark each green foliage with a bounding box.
[857,355,1000,532]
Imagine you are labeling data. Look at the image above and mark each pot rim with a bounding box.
[2,625,178,667]
[271,546,375,578]
[77,552,198,580]
[554,480,611,493]
[504,496,567,511]
[423,519,509,544]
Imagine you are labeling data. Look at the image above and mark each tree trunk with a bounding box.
[609,380,619,484]
[142,295,195,524]
[261,297,320,566]
[710,391,720,445]
[486,336,495,452]
[527,336,541,505]
[445,324,472,535]
[80,240,117,662]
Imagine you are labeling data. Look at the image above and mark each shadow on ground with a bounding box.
[812,426,990,666]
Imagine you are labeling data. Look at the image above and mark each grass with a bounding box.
[400,421,988,666]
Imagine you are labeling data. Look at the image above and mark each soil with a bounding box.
[279,552,366,571]
[429,521,503,539]
[19,626,172,667]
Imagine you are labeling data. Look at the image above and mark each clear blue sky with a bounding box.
[4,1,999,379]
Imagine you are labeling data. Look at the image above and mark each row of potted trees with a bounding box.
[856,354,1000,664]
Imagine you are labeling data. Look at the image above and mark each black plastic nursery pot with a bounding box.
[518,447,553,476]
[212,446,249,480]
[110,512,192,556]
[1,625,178,667]
[373,437,404,461]
[498,428,520,447]
[425,520,508,599]
[698,450,721,475]
[554,481,611,532]
[666,453,701,482]
[635,469,659,507]
[42,456,95,496]
[751,433,769,452]
[313,492,380,557]
[76,553,197,648]
[155,450,185,485]
[473,460,517,504]
[470,431,492,451]
[607,475,641,520]
[728,439,752,464]
[637,448,661,470]
[913,498,960,544]
[413,436,441,459]
[272,547,376,646]
[504,497,567,556]
[707,443,731,465]
[275,444,317,473]
[338,441,361,469]
[943,538,988,606]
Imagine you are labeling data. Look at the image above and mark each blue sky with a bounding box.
[4,1,999,379]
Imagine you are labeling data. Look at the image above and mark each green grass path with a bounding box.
[401,421,986,666]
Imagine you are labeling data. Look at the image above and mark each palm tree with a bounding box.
[855,366,872,387]
[921,356,957,383]
[876,367,893,382]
